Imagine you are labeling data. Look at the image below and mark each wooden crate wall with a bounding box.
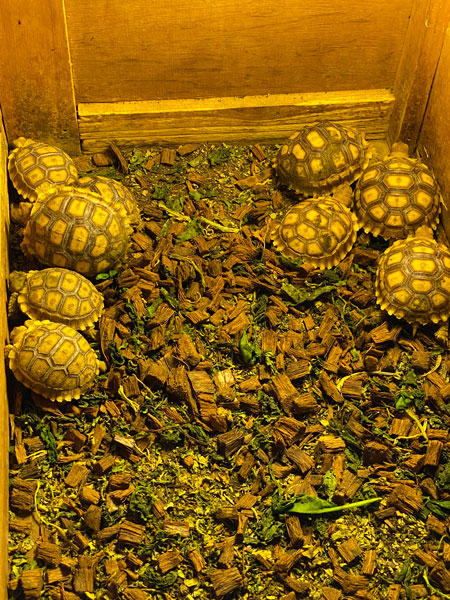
[0,111,11,600]
[1,0,416,152]
[417,22,450,238]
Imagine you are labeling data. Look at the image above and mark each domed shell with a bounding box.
[7,320,99,401]
[271,193,359,269]
[375,234,450,325]
[21,185,132,277]
[78,175,140,225]
[274,121,371,197]
[10,268,104,330]
[8,137,78,202]
[355,147,441,239]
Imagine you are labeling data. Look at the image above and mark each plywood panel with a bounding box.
[78,89,394,152]
[65,0,413,103]
[0,111,10,600]
[417,24,450,240]
[0,0,79,153]
[388,0,450,149]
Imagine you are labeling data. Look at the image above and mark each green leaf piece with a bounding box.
[277,493,381,516]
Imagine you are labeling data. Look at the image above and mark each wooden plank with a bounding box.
[0,110,10,600]
[78,89,395,152]
[0,0,80,154]
[65,0,412,103]
[388,0,450,149]
[417,24,450,241]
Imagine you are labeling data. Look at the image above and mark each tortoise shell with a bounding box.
[271,188,359,269]
[21,185,132,277]
[78,175,140,225]
[10,268,104,330]
[273,121,371,197]
[7,320,99,401]
[355,143,441,239]
[8,137,78,202]
[375,233,450,325]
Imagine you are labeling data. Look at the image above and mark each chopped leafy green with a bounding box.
[321,470,338,501]
[436,458,450,490]
[321,267,344,284]
[166,196,184,212]
[281,281,344,304]
[276,493,381,516]
[208,147,232,166]
[177,218,203,242]
[128,148,148,172]
[96,269,118,281]
[129,480,156,521]
[36,423,58,464]
[239,329,261,366]
[245,507,284,545]
[140,566,178,589]
[152,185,170,200]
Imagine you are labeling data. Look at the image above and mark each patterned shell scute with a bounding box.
[78,175,140,225]
[271,197,358,269]
[355,156,441,239]
[21,186,132,277]
[8,138,78,202]
[274,121,371,197]
[8,320,99,401]
[17,268,104,330]
[375,236,450,325]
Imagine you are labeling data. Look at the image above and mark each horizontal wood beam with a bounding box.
[78,89,394,152]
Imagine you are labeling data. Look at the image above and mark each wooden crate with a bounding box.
[1,1,450,597]
[0,0,448,155]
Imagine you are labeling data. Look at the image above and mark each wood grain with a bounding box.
[0,110,10,600]
[388,0,450,149]
[65,0,413,103]
[0,0,80,154]
[78,89,395,152]
[417,24,450,241]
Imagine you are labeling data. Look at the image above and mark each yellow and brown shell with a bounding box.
[271,193,359,269]
[355,146,441,239]
[78,175,140,225]
[8,137,78,202]
[375,234,450,325]
[273,121,371,197]
[10,268,104,330]
[21,185,132,277]
[7,320,99,401]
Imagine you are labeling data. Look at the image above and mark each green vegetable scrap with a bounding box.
[276,494,381,516]
[207,147,232,166]
[281,280,345,304]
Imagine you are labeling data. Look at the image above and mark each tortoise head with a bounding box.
[332,183,354,208]
[413,225,435,239]
[390,142,410,158]
[8,270,28,294]
[11,137,35,149]
[10,201,33,225]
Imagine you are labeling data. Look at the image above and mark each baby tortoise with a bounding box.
[21,185,132,277]
[9,268,104,330]
[8,137,78,203]
[375,226,450,326]
[7,320,100,402]
[78,175,140,225]
[274,120,371,197]
[355,142,441,239]
[271,184,358,269]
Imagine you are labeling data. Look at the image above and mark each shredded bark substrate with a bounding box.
[7,141,450,600]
